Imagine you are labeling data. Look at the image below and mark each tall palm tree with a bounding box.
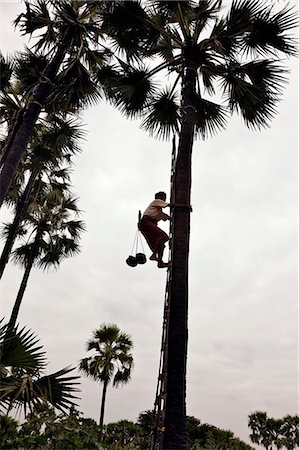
[0,321,79,415]
[6,191,85,331]
[0,0,104,207]
[98,2,298,448]
[0,116,83,279]
[79,323,133,428]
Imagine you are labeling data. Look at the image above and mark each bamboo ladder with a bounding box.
[151,136,177,450]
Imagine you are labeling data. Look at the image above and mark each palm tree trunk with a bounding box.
[0,109,24,169]
[162,60,197,450]
[99,379,108,428]
[0,40,68,208]
[7,226,42,330]
[7,257,34,331]
[0,163,41,280]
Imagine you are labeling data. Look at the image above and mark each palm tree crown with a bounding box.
[100,0,298,137]
[79,323,133,427]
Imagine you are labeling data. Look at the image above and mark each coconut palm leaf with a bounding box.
[142,90,180,140]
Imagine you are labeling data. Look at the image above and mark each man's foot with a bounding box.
[157,261,169,268]
[149,253,159,261]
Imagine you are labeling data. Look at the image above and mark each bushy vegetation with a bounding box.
[0,405,256,450]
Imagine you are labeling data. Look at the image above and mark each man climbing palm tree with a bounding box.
[139,191,191,268]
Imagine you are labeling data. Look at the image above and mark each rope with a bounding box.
[130,230,139,255]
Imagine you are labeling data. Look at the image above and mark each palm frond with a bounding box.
[12,242,36,266]
[243,3,298,57]
[91,324,122,347]
[146,34,175,62]
[102,1,161,59]
[241,59,288,94]
[151,1,196,21]
[95,64,122,101]
[0,95,22,118]
[48,60,102,111]
[114,67,157,118]
[192,0,223,43]
[113,367,132,387]
[141,90,180,140]
[195,97,228,140]
[226,0,265,35]
[40,117,84,156]
[33,366,80,412]
[0,322,46,371]
[14,0,53,36]
[83,49,113,73]
[63,220,86,239]
[38,236,81,270]
[221,59,286,129]
[1,366,80,414]
[0,54,13,92]
[14,49,48,96]
[199,63,220,95]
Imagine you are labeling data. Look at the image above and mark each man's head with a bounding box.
[155,191,167,201]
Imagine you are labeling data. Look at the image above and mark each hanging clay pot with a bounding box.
[136,253,147,264]
[126,255,137,267]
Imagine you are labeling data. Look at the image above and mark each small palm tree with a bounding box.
[79,323,133,428]
[0,321,79,415]
[6,191,85,331]
[0,116,84,280]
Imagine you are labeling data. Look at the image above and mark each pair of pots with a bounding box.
[126,253,147,267]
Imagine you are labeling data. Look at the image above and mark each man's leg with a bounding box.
[156,244,169,268]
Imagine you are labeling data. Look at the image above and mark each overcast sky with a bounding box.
[0,1,298,446]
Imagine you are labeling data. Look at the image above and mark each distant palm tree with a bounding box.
[0,321,79,415]
[7,191,85,330]
[79,323,133,428]
[99,2,298,447]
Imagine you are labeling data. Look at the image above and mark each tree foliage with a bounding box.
[79,323,134,427]
[0,322,80,416]
[248,411,299,450]
[0,405,256,450]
